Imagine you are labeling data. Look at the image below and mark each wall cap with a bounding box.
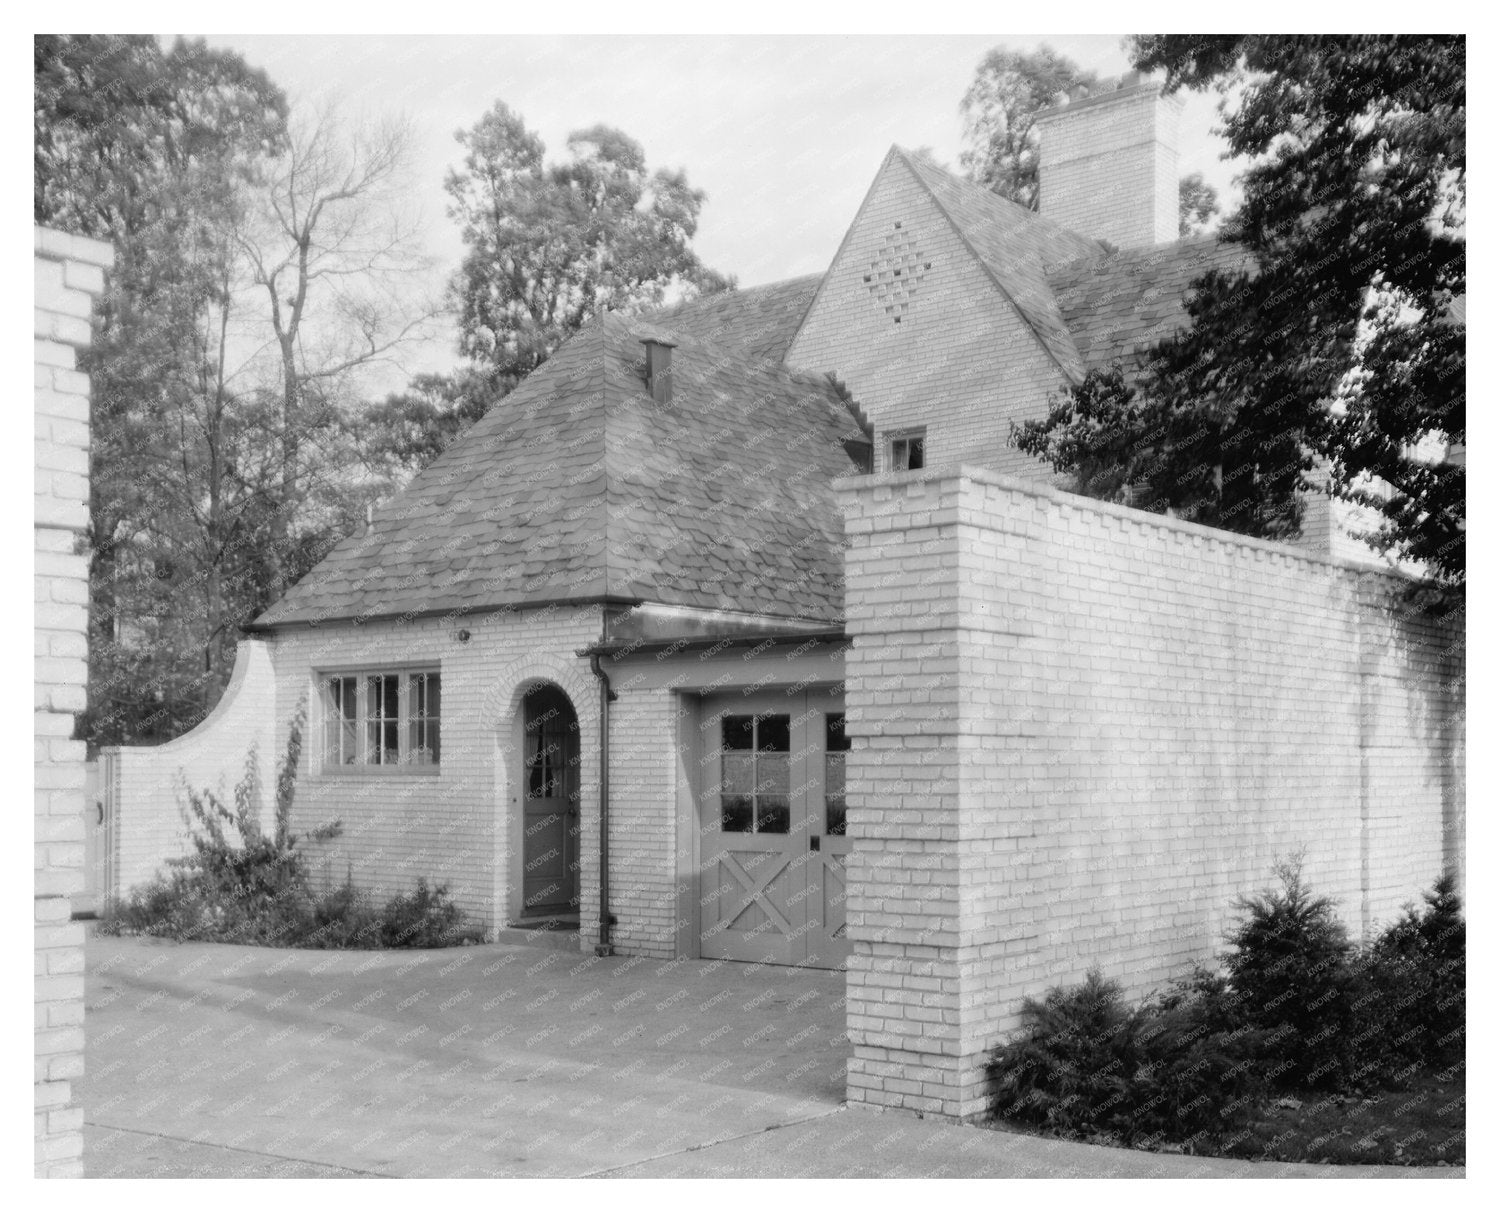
[35,225,115,271]
[835,464,1422,583]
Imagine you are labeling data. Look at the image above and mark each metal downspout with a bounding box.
[586,652,617,956]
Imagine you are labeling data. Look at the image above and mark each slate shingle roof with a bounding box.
[646,274,823,370]
[1047,235,1255,375]
[258,151,1254,631]
[256,312,865,629]
[898,149,1104,383]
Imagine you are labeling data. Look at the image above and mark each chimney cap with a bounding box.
[1033,72,1174,123]
[635,326,678,348]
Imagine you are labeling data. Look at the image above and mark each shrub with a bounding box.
[101,705,485,950]
[1349,872,1465,1082]
[1222,855,1357,1090]
[378,878,487,948]
[302,874,383,950]
[989,968,1265,1146]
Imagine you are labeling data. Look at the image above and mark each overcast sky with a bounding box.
[203,34,1241,387]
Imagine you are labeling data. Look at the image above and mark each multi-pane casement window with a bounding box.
[320,668,441,772]
[888,428,926,471]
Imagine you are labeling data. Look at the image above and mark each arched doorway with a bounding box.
[520,684,582,918]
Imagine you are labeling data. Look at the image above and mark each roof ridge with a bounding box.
[892,147,1086,385]
[894,146,1104,255]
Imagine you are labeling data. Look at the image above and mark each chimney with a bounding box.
[1033,74,1184,248]
[638,333,677,404]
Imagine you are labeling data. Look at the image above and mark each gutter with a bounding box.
[584,628,847,660]
[579,646,619,957]
[242,593,646,635]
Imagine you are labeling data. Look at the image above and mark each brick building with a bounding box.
[105,77,1463,1119]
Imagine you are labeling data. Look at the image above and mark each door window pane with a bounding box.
[719,713,792,834]
[756,714,790,752]
[722,752,754,796]
[825,713,849,836]
[721,796,753,833]
[756,797,790,834]
[723,715,755,751]
[757,753,790,798]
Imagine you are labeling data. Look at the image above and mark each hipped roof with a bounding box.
[257,309,866,628]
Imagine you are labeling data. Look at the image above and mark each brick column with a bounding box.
[838,470,1044,1119]
[35,226,112,1177]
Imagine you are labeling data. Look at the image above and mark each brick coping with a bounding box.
[834,464,1428,585]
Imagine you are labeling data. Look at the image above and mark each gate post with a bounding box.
[838,470,1043,1120]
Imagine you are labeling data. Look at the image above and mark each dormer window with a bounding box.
[888,429,926,472]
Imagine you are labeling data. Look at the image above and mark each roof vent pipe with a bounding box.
[639,335,677,404]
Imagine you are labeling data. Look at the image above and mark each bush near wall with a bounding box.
[990,862,1465,1160]
[99,708,485,950]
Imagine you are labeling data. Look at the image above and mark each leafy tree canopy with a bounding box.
[1016,35,1464,597]
[959,44,1099,209]
[356,369,496,487]
[1178,171,1219,237]
[445,101,731,395]
[38,35,294,746]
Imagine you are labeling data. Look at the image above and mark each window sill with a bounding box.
[314,767,442,781]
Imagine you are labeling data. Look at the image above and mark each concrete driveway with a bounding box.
[80,930,1459,1178]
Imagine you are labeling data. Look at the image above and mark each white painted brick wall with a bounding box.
[104,640,277,896]
[837,466,1463,1120]
[266,607,605,937]
[35,225,112,1178]
[1035,85,1183,249]
[110,602,698,959]
[786,152,1071,482]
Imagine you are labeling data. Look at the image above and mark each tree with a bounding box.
[1014,359,1307,540]
[961,45,1230,241]
[1178,171,1220,237]
[959,45,1099,209]
[355,369,496,490]
[1016,35,1464,595]
[37,35,292,745]
[236,103,441,597]
[445,101,730,395]
[38,40,436,746]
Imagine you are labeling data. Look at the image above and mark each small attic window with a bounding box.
[888,429,926,472]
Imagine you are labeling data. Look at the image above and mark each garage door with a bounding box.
[697,687,850,969]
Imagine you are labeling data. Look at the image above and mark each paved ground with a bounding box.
[80,930,1460,1179]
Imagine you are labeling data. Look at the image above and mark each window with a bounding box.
[719,713,791,834]
[888,429,925,471]
[320,668,440,771]
[824,713,850,836]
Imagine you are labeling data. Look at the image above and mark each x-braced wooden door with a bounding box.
[697,688,850,969]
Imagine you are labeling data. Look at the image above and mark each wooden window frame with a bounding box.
[317,666,441,777]
[887,427,926,472]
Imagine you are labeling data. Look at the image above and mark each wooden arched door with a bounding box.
[521,684,581,917]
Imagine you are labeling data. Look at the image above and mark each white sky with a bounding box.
[202,34,1241,389]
